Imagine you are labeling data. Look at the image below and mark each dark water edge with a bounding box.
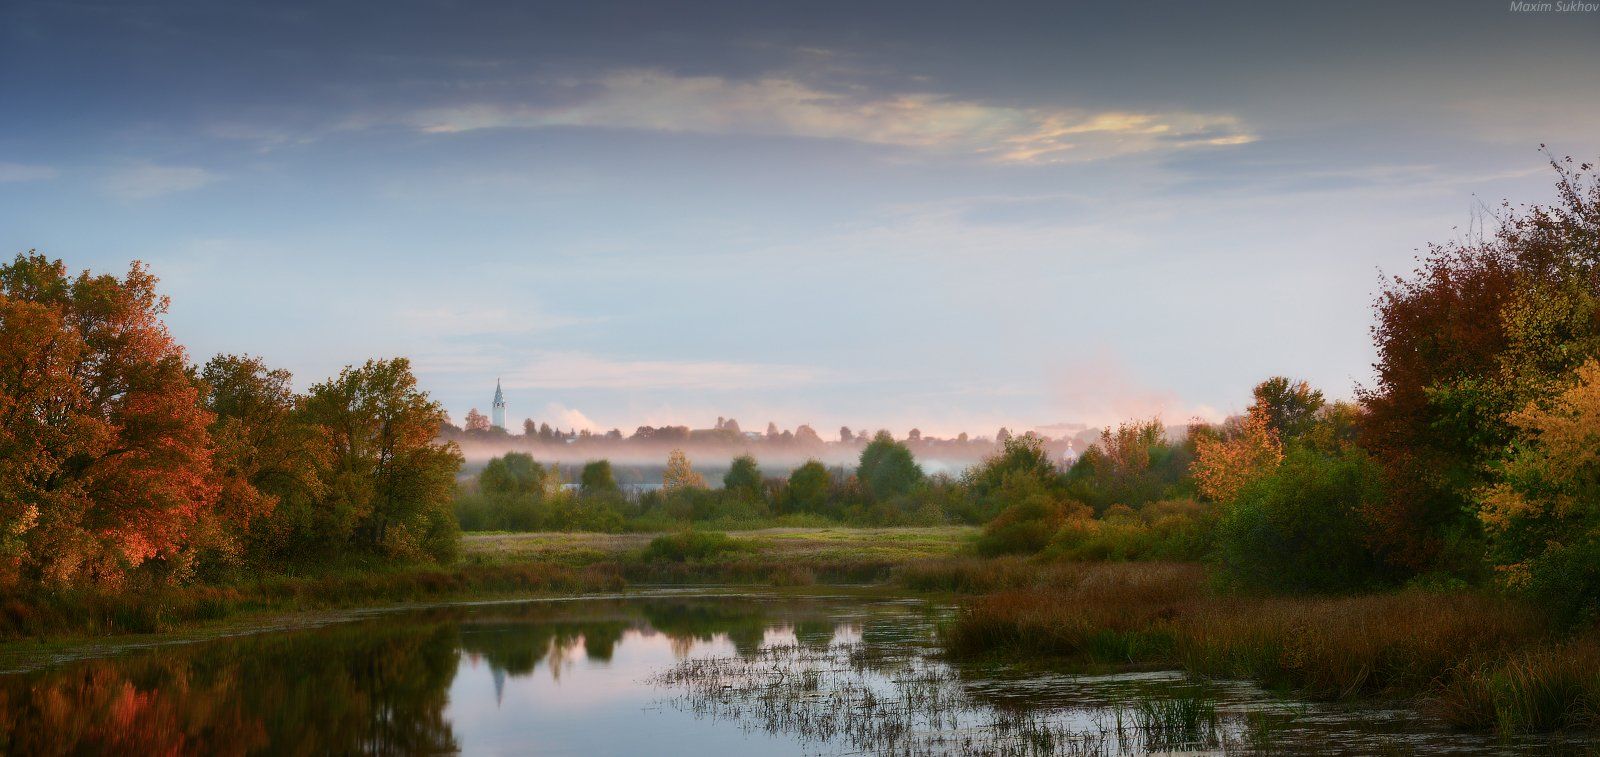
[0,590,1591,755]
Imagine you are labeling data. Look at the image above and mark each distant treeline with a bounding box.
[440,414,1096,470]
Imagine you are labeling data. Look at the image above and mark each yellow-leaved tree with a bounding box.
[663,449,706,492]
[1479,358,1600,621]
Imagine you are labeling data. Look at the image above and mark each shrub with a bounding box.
[643,531,753,562]
[1047,499,1216,562]
[1215,446,1392,592]
[974,469,1089,556]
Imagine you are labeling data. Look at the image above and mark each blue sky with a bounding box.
[3,0,1597,436]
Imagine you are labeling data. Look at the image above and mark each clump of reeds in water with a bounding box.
[649,636,1256,756]
[1433,638,1600,734]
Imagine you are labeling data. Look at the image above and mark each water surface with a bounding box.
[0,591,1586,755]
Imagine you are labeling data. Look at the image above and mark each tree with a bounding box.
[301,358,463,562]
[1216,446,1391,592]
[481,452,545,497]
[962,433,1059,522]
[1251,377,1325,440]
[464,408,491,432]
[723,455,763,502]
[976,472,1081,556]
[1480,359,1600,622]
[794,424,823,445]
[839,427,854,443]
[0,253,219,587]
[662,449,705,492]
[784,460,831,515]
[857,431,923,502]
[200,354,330,562]
[1191,408,1284,503]
[579,460,620,497]
[1359,154,1600,572]
[522,419,537,437]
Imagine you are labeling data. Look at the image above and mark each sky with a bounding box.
[3,0,1598,437]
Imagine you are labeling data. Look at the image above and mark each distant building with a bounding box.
[1059,440,1080,467]
[491,379,506,430]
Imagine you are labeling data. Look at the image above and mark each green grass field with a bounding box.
[462,526,978,566]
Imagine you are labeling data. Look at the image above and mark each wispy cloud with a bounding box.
[100,162,217,200]
[0,163,58,182]
[395,305,592,337]
[407,69,1255,164]
[417,347,828,392]
[506,352,828,391]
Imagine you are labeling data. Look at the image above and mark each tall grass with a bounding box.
[938,560,1595,734]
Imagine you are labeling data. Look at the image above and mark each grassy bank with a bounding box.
[1,526,977,643]
[910,559,1600,735]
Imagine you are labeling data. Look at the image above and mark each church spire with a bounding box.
[491,378,507,430]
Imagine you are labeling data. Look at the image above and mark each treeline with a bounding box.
[455,432,952,531]
[0,254,463,591]
[442,411,1078,465]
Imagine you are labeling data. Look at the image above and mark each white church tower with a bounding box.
[491,378,507,430]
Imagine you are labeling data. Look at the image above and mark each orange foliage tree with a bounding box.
[0,253,219,586]
[1191,407,1284,503]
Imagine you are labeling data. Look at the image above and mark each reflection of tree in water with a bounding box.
[639,601,771,658]
[0,622,461,755]
[459,619,631,686]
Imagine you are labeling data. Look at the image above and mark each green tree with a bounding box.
[1216,446,1392,592]
[961,433,1059,522]
[480,453,545,497]
[579,460,620,496]
[302,358,463,562]
[784,460,831,515]
[1251,376,1325,440]
[200,354,330,563]
[857,431,923,502]
[722,455,763,502]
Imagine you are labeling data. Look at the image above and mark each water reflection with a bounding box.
[0,593,1588,755]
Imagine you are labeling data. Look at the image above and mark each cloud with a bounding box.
[502,351,828,391]
[0,163,58,182]
[407,70,1255,164]
[100,162,217,199]
[541,402,599,432]
[395,305,591,337]
[1048,347,1224,428]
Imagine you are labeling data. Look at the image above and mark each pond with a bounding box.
[0,590,1587,755]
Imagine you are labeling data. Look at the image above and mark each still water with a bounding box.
[0,590,1587,755]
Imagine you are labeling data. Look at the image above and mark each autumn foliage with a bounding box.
[0,252,463,591]
[1360,153,1600,572]
[0,254,218,587]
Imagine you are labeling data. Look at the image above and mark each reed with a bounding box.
[938,560,1594,734]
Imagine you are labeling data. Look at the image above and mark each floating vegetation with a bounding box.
[651,639,1252,755]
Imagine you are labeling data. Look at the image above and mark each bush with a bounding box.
[1215,446,1392,592]
[1047,499,1216,562]
[642,531,753,562]
[975,470,1088,556]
